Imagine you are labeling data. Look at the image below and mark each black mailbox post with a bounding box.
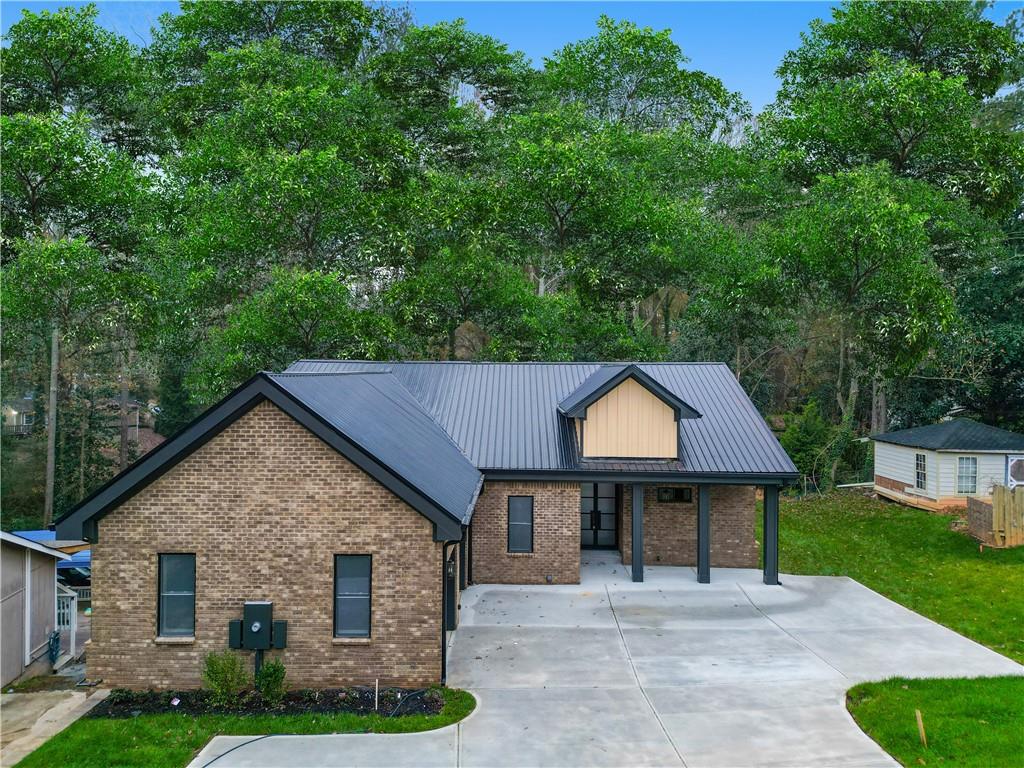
[228,601,287,676]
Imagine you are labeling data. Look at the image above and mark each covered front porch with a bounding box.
[579,480,782,586]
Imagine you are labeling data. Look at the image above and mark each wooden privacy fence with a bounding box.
[967,486,1024,547]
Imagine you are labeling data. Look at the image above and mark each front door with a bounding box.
[581,483,618,549]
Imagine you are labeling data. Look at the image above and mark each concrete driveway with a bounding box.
[189,557,1022,767]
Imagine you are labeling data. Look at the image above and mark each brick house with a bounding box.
[56,362,797,689]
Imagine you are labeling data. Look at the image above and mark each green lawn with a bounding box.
[15,687,475,768]
[847,677,1024,768]
[772,492,1024,663]
[770,492,1024,767]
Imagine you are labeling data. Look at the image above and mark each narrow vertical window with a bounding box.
[915,454,927,490]
[957,457,978,494]
[334,555,371,637]
[158,554,195,637]
[508,496,534,553]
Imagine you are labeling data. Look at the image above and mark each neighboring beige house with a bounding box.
[1,395,36,437]
[55,361,797,690]
[872,418,1024,512]
[1,532,70,687]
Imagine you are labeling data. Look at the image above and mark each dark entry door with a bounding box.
[580,483,618,549]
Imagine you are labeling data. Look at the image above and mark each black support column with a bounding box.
[697,485,711,583]
[631,484,644,582]
[763,485,780,585]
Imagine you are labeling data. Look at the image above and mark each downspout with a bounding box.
[440,540,457,685]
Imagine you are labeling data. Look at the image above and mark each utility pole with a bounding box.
[44,325,59,528]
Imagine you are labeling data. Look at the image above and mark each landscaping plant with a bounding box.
[201,651,249,709]
[254,658,287,707]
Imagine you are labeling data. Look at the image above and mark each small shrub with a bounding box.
[779,400,833,478]
[255,658,287,706]
[202,651,249,708]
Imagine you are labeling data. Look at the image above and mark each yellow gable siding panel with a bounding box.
[582,378,677,458]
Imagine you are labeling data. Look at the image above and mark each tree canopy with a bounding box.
[2,1,1022,523]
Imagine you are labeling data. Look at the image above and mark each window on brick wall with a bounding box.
[158,553,195,637]
[334,555,371,637]
[508,496,534,553]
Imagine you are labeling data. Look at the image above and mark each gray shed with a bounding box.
[1,531,70,686]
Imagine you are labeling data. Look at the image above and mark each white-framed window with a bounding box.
[915,453,927,490]
[957,456,978,495]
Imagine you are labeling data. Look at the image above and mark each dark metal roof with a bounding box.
[286,361,798,478]
[557,363,701,420]
[268,372,481,524]
[55,374,474,542]
[872,418,1024,452]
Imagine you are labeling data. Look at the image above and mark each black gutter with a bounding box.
[481,470,798,485]
[440,540,457,685]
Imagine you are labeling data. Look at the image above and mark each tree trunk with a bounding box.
[79,403,88,501]
[119,352,131,471]
[870,377,888,435]
[43,325,59,528]
[830,374,859,486]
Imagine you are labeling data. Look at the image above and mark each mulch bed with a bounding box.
[88,686,445,719]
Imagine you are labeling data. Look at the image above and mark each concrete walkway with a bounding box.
[189,557,1022,767]
[1,687,109,766]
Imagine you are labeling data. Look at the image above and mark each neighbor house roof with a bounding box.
[871,418,1024,452]
[287,361,796,478]
[1,531,71,560]
[15,530,91,570]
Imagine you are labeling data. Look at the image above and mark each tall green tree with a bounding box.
[543,15,747,139]
[765,165,956,429]
[188,268,397,402]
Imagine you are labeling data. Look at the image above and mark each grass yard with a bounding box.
[770,492,1024,767]
[772,492,1024,663]
[14,687,475,768]
[847,677,1024,768]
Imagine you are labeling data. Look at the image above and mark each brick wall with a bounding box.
[619,484,758,568]
[470,482,581,584]
[874,474,906,493]
[90,400,445,690]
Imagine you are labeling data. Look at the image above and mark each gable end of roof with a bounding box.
[55,374,466,543]
[558,364,702,420]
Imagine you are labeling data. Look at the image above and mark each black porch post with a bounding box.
[763,485,780,585]
[697,485,711,583]
[631,484,644,582]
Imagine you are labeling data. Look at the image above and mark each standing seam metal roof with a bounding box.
[268,371,482,523]
[284,361,797,477]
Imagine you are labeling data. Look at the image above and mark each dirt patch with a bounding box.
[88,686,445,719]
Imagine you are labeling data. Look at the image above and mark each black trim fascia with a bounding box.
[481,469,798,486]
[559,364,702,421]
[56,374,464,542]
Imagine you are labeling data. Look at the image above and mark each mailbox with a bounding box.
[243,601,273,650]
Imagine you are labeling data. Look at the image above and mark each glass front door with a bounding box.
[581,483,618,549]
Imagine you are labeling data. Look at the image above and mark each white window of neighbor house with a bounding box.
[915,453,927,490]
[957,456,978,494]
